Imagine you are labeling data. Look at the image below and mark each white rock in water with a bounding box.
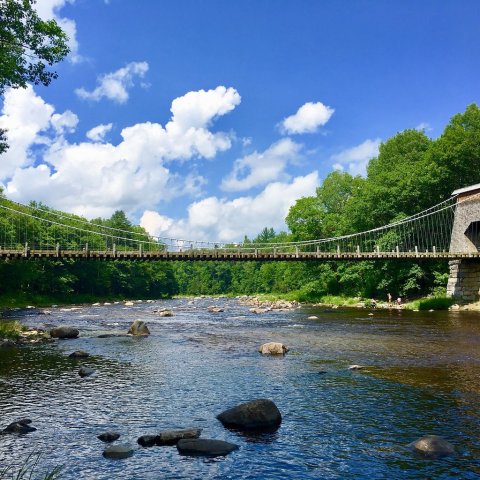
[307,316,318,320]
[349,365,365,370]
[258,342,289,355]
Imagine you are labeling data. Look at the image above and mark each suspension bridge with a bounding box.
[0,184,479,262]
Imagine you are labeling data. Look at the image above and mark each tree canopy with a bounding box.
[0,0,70,152]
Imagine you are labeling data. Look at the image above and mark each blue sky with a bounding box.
[0,0,479,242]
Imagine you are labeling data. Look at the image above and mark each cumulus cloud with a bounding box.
[1,85,240,218]
[34,0,81,62]
[415,122,433,132]
[331,138,381,176]
[221,138,302,191]
[140,172,319,242]
[0,85,54,178]
[75,62,149,104]
[281,101,334,134]
[86,123,113,142]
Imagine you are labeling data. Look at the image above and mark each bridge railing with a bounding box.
[0,195,457,257]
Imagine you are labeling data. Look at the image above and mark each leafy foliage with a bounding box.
[0,0,70,94]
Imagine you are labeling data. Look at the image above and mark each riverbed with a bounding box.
[1,298,480,479]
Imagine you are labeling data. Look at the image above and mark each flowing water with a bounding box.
[1,298,480,479]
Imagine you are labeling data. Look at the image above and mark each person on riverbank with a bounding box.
[387,293,392,306]
[396,297,402,307]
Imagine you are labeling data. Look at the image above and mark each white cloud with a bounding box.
[139,211,173,237]
[0,86,54,178]
[331,138,381,176]
[51,110,78,134]
[415,122,433,132]
[1,85,240,218]
[75,62,149,104]
[281,101,334,134]
[221,138,302,191]
[86,123,113,142]
[141,172,319,243]
[34,0,81,63]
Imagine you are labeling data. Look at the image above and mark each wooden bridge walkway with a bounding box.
[2,248,480,262]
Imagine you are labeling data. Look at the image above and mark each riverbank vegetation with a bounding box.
[0,104,479,308]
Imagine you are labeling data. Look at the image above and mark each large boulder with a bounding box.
[50,326,79,339]
[408,435,455,458]
[176,438,238,457]
[102,444,134,459]
[127,320,150,336]
[258,342,289,355]
[217,399,282,431]
[155,428,202,446]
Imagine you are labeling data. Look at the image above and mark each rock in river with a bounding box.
[217,398,282,432]
[258,342,289,355]
[2,419,36,434]
[127,320,150,336]
[102,444,134,459]
[98,431,121,442]
[137,435,157,448]
[176,438,238,457]
[408,435,455,459]
[79,367,95,377]
[69,350,90,359]
[50,326,79,339]
[156,428,202,446]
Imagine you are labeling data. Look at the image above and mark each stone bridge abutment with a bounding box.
[447,185,480,302]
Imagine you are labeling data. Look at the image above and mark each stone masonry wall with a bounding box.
[447,191,480,302]
[447,260,480,302]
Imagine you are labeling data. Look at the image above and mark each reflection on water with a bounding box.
[1,300,480,479]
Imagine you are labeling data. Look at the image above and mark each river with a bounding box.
[1,298,480,479]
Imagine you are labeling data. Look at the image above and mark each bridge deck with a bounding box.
[1,249,480,261]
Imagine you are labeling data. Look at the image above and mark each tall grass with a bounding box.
[0,452,62,480]
[0,320,23,340]
[408,296,455,311]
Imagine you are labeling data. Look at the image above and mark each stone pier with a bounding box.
[447,184,480,302]
[447,260,480,302]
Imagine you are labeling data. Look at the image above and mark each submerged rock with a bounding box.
[155,428,202,446]
[157,309,173,317]
[3,419,36,435]
[176,438,238,457]
[217,399,282,431]
[98,431,121,442]
[102,444,134,459]
[258,342,289,355]
[69,350,90,359]
[408,435,455,459]
[79,367,95,377]
[127,320,150,336]
[50,326,79,339]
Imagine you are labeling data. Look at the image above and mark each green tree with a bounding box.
[429,104,480,196]
[0,0,70,152]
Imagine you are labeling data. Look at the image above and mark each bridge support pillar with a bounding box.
[447,260,480,303]
[447,184,480,302]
